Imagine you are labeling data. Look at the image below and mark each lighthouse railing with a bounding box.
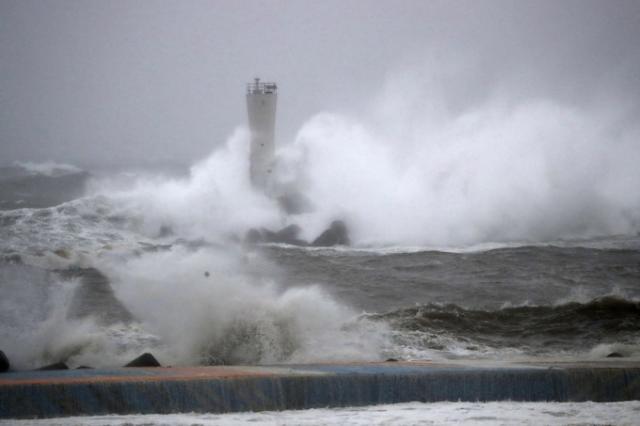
[247,82,277,95]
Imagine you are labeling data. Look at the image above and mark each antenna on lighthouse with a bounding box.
[246,77,277,192]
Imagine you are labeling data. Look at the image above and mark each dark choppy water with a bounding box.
[265,243,640,359]
[1,163,639,369]
[264,243,640,311]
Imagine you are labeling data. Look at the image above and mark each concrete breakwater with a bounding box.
[1,361,640,419]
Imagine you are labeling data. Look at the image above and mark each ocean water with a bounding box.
[4,401,640,426]
[1,140,639,422]
[1,156,639,369]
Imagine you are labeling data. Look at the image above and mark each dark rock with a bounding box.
[385,358,399,362]
[270,224,307,246]
[606,352,624,358]
[311,220,350,247]
[246,224,308,246]
[125,352,161,367]
[37,362,69,371]
[76,365,93,369]
[0,350,9,372]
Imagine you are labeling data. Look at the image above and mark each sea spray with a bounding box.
[0,266,143,369]
[86,128,282,242]
[1,153,390,368]
[275,68,640,246]
[105,245,389,365]
[0,247,389,368]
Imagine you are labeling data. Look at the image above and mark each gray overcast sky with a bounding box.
[1,0,639,167]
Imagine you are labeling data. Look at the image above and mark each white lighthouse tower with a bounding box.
[246,78,277,191]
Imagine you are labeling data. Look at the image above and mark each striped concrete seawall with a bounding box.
[1,361,640,419]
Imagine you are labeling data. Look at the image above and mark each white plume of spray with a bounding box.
[46,126,391,367]
[278,66,640,247]
[0,248,389,367]
[87,127,282,242]
[86,60,640,249]
[0,265,152,369]
[104,246,388,365]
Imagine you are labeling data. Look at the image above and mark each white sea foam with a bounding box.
[14,161,83,177]
[102,245,389,366]
[0,263,159,369]
[0,243,390,367]
[86,128,282,243]
[6,401,640,425]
